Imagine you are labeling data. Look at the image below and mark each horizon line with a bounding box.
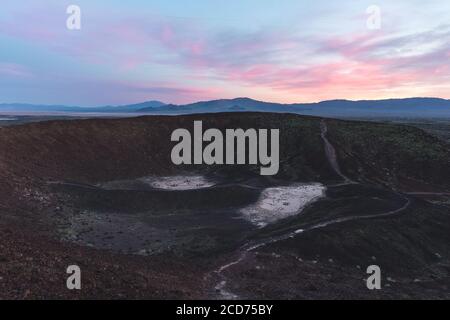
[1,96,450,108]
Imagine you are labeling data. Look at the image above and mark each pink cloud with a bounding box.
[0,3,448,103]
[0,63,34,78]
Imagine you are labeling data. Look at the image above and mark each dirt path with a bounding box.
[211,120,411,299]
[211,192,411,299]
[320,120,354,183]
[406,192,450,196]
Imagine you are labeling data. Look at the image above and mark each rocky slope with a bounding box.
[0,113,448,299]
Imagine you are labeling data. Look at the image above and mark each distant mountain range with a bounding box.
[1,97,450,118]
[0,101,165,113]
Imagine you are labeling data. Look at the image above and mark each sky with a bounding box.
[0,0,449,106]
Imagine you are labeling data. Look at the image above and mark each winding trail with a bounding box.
[406,192,450,196]
[211,120,411,299]
[320,120,354,184]
[212,192,410,299]
[46,181,102,190]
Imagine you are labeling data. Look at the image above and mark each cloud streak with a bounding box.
[0,1,449,104]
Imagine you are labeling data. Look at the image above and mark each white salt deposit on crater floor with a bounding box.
[140,175,216,190]
[240,183,326,228]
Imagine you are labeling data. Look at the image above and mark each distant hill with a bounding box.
[138,97,450,118]
[1,97,450,118]
[0,100,166,113]
[138,97,296,113]
[111,100,166,111]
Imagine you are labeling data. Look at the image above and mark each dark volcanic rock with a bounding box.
[0,113,449,299]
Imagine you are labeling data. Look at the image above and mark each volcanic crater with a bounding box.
[0,113,449,299]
